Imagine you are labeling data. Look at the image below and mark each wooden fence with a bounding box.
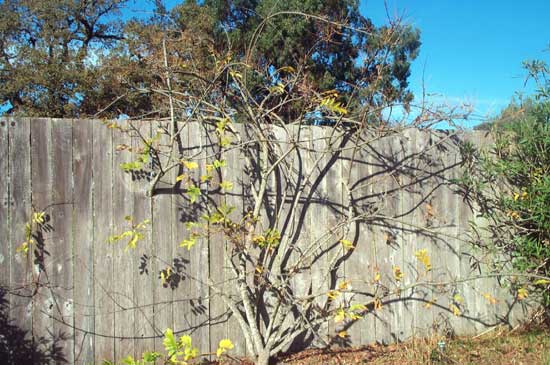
[0,118,530,364]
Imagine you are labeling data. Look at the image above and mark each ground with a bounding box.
[215,319,550,364]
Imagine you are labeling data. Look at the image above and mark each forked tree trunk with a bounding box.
[256,350,271,365]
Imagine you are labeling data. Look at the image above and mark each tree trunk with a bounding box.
[256,350,271,365]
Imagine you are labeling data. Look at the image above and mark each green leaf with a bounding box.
[163,328,178,356]
[213,159,226,169]
[120,160,143,172]
[121,355,137,365]
[179,236,197,250]
[142,351,161,362]
[179,334,193,348]
[220,181,233,191]
[186,185,201,203]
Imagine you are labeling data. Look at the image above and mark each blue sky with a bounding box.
[362,0,550,125]
[123,0,550,126]
[5,0,549,126]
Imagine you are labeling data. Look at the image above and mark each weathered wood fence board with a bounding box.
[0,118,532,363]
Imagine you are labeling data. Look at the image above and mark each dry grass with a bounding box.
[276,321,550,364]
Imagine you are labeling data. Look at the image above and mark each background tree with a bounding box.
[0,0,421,120]
[0,0,127,117]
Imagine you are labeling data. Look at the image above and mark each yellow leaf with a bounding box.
[338,280,351,291]
[201,174,212,182]
[340,239,354,250]
[32,212,45,224]
[517,287,528,300]
[424,299,436,309]
[179,236,197,250]
[373,298,383,311]
[453,294,464,304]
[277,65,296,73]
[319,97,348,115]
[374,271,381,282]
[229,70,242,80]
[176,174,187,182]
[414,248,432,271]
[216,339,234,357]
[182,161,198,170]
[327,290,341,300]
[450,304,461,316]
[337,331,348,338]
[127,233,139,250]
[16,241,31,254]
[393,266,404,282]
[425,203,435,218]
[482,293,498,305]
[269,83,285,95]
[334,309,346,323]
[534,279,550,285]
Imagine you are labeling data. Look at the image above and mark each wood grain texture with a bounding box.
[93,120,115,362]
[0,118,533,359]
[9,118,33,342]
[29,118,54,362]
[112,121,136,359]
[151,120,174,352]
[50,118,75,363]
[72,119,95,363]
[0,117,9,305]
[131,121,156,357]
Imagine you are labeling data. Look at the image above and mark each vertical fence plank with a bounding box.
[399,128,418,340]
[171,121,197,351]
[72,119,95,363]
[455,130,480,335]
[50,118,75,364]
[411,129,434,336]
[93,120,115,362]
[389,133,406,343]
[206,121,227,357]
[171,121,197,346]
[342,131,365,345]
[112,121,136,359]
[9,117,33,342]
[324,129,345,342]
[189,123,209,354]
[0,118,12,363]
[370,133,395,344]
[296,124,313,319]
[132,121,156,357]
[308,126,331,346]
[0,117,9,306]
[30,118,54,361]
[222,122,247,354]
[152,120,174,352]
[429,131,457,335]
